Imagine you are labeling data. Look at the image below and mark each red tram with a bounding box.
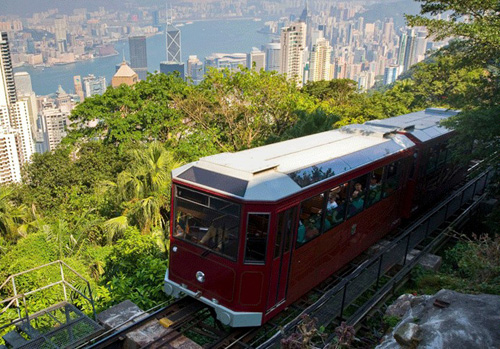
[163,108,461,327]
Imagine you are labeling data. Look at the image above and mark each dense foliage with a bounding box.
[1,0,499,339]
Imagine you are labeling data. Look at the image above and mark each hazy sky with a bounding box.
[3,0,143,16]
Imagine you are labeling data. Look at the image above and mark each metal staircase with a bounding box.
[0,261,103,348]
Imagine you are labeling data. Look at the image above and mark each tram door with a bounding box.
[266,207,296,311]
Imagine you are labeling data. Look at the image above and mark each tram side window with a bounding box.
[297,193,324,247]
[384,161,401,197]
[426,146,439,174]
[366,167,384,207]
[436,142,448,167]
[347,174,369,218]
[274,208,296,258]
[324,183,348,231]
[245,214,270,264]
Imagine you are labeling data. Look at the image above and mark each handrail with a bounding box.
[0,260,97,326]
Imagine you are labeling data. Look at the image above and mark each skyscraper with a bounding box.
[129,36,148,81]
[54,17,68,52]
[186,55,204,85]
[0,33,17,107]
[160,62,185,79]
[73,75,84,102]
[162,10,184,79]
[14,72,38,136]
[309,38,332,82]
[263,42,281,72]
[0,32,34,183]
[82,75,107,98]
[383,65,399,85]
[247,48,266,71]
[166,21,181,64]
[280,22,307,86]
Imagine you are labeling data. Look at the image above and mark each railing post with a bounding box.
[11,277,21,318]
[403,232,411,266]
[339,282,349,324]
[424,217,431,238]
[376,255,384,288]
[60,262,67,302]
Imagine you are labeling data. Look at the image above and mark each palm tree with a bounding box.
[102,142,179,241]
[0,186,31,241]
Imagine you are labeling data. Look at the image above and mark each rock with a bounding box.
[393,322,421,348]
[377,290,500,349]
[385,294,416,318]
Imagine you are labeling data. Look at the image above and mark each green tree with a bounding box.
[0,186,31,242]
[406,0,500,63]
[406,0,500,164]
[102,142,178,248]
[176,67,311,151]
[100,229,168,309]
[67,73,188,146]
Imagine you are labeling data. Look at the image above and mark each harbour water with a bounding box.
[14,19,274,96]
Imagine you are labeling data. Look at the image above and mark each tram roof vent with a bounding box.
[340,124,398,138]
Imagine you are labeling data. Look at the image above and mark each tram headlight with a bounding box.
[196,271,205,283]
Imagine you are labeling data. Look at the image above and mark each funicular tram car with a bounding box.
[164,108,461,327]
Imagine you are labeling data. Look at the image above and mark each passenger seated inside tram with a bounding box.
[200,223,228,250]
[175,213,190,238]
[297,220,306,243]
[349,189,364,216]
[367,176,382,204]
[369,176,380,190]
[327,193,338,211]
[305,220,319,241]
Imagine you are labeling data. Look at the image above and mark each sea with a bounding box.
[14,19,275,96]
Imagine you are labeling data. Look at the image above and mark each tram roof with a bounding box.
[173,108,458,201]
[365,108,459,142]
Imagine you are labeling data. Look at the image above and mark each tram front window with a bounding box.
[174,186,241,261]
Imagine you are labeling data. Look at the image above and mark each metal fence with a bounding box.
[257,167,493,348]
[0,260,97,326]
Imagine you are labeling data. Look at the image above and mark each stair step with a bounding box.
[17,321,41,339]
[2,331,28,348]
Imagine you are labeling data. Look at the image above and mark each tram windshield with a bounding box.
[173,186,241,261]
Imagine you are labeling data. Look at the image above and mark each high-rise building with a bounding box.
[186,55,204,85]
[13,72,32,95]
[73,75,84,102]
[82,74,106,98]
[42,107,69,151]
[383,65,399,85]
[129,36,148,81]
[14,72,38,135]
[166,19,181,64]
[0,32,34,183]
[0,33,17,106]
[263,42,281,72]
[403,29,417,72]
[280,22,307,86]
[0,132,21,183]
[309,38,332,82]
[397,31,407,68]
[247,48,266,71]
[54,17,68,52]
[160,61,185,79]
